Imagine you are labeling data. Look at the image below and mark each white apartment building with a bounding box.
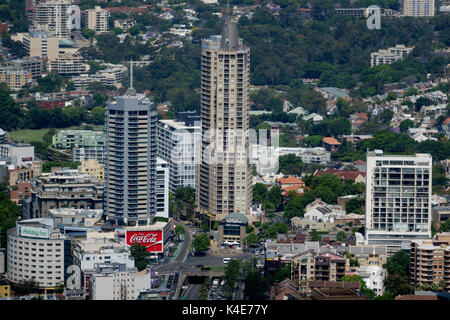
[53,129,106,163]
[91,264,151,300]
[49,54,89,76]
[370,45,414,67]
[155,158,169,219]
[85,6,110,34]
[365,150,432,255]
[403,0,435,16]
[78,248,135,271]
[71,64,128,90]
[48,208,103,227]
[0,143,35,167]
[157,119,200,194]
[7,218,70,288]
[73,230,133,271]
[35,0,72,39]
[359,265,386,296]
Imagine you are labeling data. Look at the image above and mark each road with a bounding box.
[183,284,201,300]
[151,221,259,299]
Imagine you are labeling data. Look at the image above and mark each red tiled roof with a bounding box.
[354,160,366,165]
[276,176,305,185]
[314,168,366,180]
[357,113,368,120]
[443,117,450,125]
[322,137,341,145]
[282,185,305,196]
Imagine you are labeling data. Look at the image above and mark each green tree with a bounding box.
[345,197,362,214]
[384,274,413,297]
[439,219,450,232]
[432,163,447,187]
[244,232,258,248]
[383,250,410,276]
[175,224,184,240]
[336,231,347,243]
[243,258,270,300]
[267,186,283,211]
[224,259,241,299]
[399,119,415,133]
[12,279,40,295]
[129,244,150,271]
[278,154,305,175]
[66,81,75,91]
[337,97,351,117]
[81,28,96,39]
[284,195,305,219]
[309,229,322,242]
[193,233,210,253]
[174,186,195,205]
[0,183,21,247]
[90,106,106,125]
[342,275,375,299]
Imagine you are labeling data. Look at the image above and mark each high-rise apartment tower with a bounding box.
[365,150,432,255]
[105,62,158,226]
[197,16,252,221]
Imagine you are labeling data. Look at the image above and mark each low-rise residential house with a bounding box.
[348,244,388,266]
[342,134,373,144]
[113,18,136,31]
[291,217,333,232]
[321,137,341,152]
[275,176,305,195]
[277,231,306,244]
[334,213,364,226]
[304,198,345,223]
[269,279,298,300]
[314,168,366,184]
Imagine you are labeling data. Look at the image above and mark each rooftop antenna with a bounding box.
[127,58,136,96]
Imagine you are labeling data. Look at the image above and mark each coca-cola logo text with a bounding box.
[129,233,159,244]
[126,230,163,253]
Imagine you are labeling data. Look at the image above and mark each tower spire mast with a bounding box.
[127,58,136,96]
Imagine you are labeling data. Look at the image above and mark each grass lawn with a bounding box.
[7,125,105,144]
[7,128,50,143]
[209,266,226,271]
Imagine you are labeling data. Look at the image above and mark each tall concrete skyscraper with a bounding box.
[105,62,158,226]
[365,150,432,255]
[197,16,252,222]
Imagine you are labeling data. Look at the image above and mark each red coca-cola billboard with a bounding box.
[126,230,163,253]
